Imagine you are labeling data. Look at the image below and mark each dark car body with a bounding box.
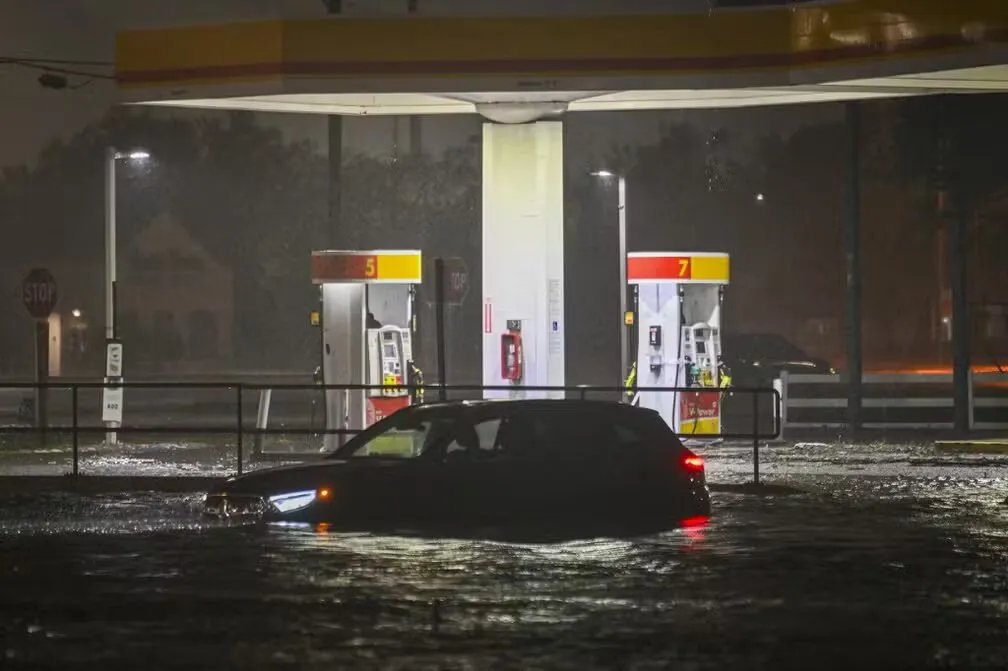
[205,399,710,539]
[722,333,835,387]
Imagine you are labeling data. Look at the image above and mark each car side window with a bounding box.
[443,418,502,456]
[613,419,647,445]
[524,410,617,458]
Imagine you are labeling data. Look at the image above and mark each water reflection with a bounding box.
[2,443,1008,668]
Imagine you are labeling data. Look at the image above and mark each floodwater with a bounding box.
[2,442,1008,669]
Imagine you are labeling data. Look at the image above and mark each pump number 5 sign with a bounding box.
[311,251,423,284]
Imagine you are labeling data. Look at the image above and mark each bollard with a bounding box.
[752,389,760,485]
[254,388,272,458]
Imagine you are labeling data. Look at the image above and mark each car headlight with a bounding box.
[268,490,318,513]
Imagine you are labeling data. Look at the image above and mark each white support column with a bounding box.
[481,121,565,399]
[321,283,366,451]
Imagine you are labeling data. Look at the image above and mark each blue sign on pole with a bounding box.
[552,321,558,332]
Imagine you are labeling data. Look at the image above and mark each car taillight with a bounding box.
[681,451,705,473]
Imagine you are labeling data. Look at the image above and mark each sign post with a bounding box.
[442,256,469,306]
[102,341,124,445]
[22,268,58,443]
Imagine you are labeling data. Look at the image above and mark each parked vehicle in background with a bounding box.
[722,333,835,387]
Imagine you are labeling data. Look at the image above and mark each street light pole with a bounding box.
[105,147,117,345]
[102,147,149,446]
[617,175,629,384]
[104,147,118,445]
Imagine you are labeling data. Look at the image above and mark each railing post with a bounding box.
[236,385,244,476]
[71,384,79,477]
[752,388,760,486]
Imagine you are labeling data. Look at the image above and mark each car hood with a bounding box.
[731,356,832,373]
[771,358,832,371]
[210,458,405,497]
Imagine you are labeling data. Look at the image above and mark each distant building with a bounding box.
[119,214,234,372]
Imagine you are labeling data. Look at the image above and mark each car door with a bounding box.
[426,415,510,531]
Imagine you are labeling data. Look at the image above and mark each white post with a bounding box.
[255,388,272,455]
[618,175,629,388]
[777,371,789,440]
[104,147,118,446]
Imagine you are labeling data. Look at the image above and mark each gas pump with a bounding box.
[311,249,423,452]
[627,252,730,445]
[365,325,413,425]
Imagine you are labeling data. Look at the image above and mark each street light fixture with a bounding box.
[592,170,630,387]
[104,146,149,445]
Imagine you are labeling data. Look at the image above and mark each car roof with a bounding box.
[407,398,659,417]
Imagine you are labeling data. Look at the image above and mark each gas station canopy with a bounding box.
[116,1,1008,118]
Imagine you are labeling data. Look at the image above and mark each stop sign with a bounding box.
[22,268,58,319]
[442,256,469,306]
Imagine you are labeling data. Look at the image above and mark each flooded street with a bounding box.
[3,442,1008,669]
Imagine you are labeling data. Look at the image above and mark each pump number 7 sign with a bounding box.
[676,257,691,278]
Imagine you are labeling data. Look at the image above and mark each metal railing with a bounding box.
[0,381,781,483]
[776,370,1008,435]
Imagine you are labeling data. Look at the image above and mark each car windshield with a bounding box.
[327,411,450,459]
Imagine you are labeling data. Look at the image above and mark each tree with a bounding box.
[0,107,330,374]
[890,93,1008,363]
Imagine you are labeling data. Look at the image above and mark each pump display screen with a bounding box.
[384,344,396,358]
[696,341,707,355]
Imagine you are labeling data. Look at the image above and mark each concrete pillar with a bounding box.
[481,121,565,398]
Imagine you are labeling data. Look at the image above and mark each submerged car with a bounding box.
[204,399,710,537]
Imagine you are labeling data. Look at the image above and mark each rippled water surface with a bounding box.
[3,441,1008,669]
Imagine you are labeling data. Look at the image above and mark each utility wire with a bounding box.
[0,58,114,80]
[0,55,113,67]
